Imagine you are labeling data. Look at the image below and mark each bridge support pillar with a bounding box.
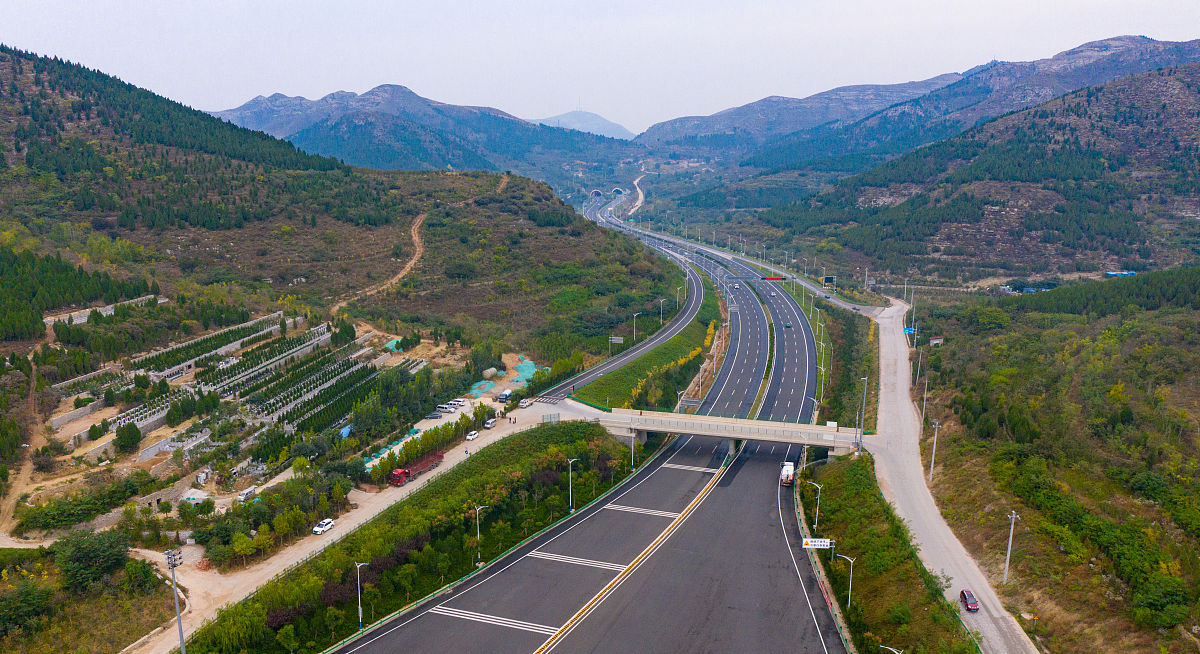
[635,430,647,446]
[725,438,738,461]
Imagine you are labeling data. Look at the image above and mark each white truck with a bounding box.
[779,462,795,486]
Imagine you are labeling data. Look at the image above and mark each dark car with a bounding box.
[960,589,979,612]
[425,411,442,420]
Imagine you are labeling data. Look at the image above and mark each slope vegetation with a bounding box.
[755,61,1200,280]
[920,267,1200,653]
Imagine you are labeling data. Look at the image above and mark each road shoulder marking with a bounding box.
[427,606,558,636]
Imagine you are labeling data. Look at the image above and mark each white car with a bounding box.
[518,399,533,409]
[466,430,479,441]
[312,518,335,535]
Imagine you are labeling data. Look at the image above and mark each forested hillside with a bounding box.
[751,62,1200,281]
[0,45,678,363]
[920,267,1200,652]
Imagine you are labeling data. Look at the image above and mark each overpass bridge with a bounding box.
[594,408,860,452]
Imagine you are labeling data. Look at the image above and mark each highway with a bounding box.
[330,192,842,654]
[544,195,842,654]
[603,201,1038,654]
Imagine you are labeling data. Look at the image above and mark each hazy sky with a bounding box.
[2,1,1199,133]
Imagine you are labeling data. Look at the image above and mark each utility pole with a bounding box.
[632,312,641,343]
[567,458,579,512]
[920,376,929,428]
[474,505,489,566]
[355,561,369,630]
[928,420,940,482]
[1003,510,1020,583]
[166,549,187,654]
[913,348,923,386]
[659,298,666,325]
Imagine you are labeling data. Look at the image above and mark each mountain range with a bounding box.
[213,86,642,194]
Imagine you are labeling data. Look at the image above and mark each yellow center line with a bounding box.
[533,451,734,653]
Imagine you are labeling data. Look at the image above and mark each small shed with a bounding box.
[929,336,945,347]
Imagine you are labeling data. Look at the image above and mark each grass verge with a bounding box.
[799,454,977,653]
[573,268,719,409]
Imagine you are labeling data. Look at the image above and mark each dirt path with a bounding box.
[0,362,45,532]
[329,174,508,318]
[330,211,427,317]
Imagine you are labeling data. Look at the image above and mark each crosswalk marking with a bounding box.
[427,606,559,635]
[605,504,681,519]
[661,463,721,474]
[527,551,626,572]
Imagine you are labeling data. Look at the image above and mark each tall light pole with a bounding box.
[928,420,941,482]
[806,481,823,528]
[858,375,869,450]
[355,561,369,630]
[165,549,187,654]
[802,257,808,276]
[676,285,684,307]
[567,458,579,513]
[659,298,667,325]
[836,553,856,610]
[474,505,489,566]
[1003,509,1021,583]
[632,312,641,343]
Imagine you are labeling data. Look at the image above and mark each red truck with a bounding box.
[388,451,444,487]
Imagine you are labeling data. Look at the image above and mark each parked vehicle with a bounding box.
[960,589,979,612]
[466,430,479,441]
[484,418,497,429]
[237,486,256,502]
[425,411,442,420]
[313,518,335,535]
[449,398,467,407]
[779,462,795,486]
[519,398,533,409]
[387,451,445,487]
[497,390,512,403]
[436,403,456,413]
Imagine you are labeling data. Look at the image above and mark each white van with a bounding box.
[449,398,467,407]
[237,486,257,502]
[436,404,456,413]
[484,418,497,429]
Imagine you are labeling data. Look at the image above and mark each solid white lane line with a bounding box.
[605,504,681,518]
[777,446,831,654]
[528,551,626,572]
[661,463,721,474]
[428,606,559,635]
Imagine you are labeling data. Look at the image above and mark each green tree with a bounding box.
[231,531,256,567]
[114,423,142,452]
[275,624,299,654]
[52,529,130,592]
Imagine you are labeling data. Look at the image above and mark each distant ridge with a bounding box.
[530,110,635,140]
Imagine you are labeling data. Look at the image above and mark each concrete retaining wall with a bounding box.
[49,400,105,429]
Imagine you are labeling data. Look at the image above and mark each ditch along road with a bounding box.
[330,233,839,654]
[619,218,1038,654]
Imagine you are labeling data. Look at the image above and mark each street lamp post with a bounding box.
[474,505,489,566]
[632,312,641,343]
[928,420,941,482]
[676,285,684,307]
[355,561,369,630]
[567,458,579,513]
[1003,509,1021,583]
[806,481,823,528]
[659,298,667,325]
[858,375,869,450]
[165,549,187,654]
[836,553,857,610]
[880,646,905,654]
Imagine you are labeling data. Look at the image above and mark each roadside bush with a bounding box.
[51,529,130,593]
[0,578,54,636]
